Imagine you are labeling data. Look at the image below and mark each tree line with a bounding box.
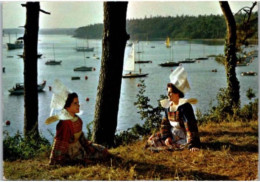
[74,12,258,40]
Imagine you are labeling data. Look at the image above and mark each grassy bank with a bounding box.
[3,120,258,180]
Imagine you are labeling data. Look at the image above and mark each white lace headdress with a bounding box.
[45,79,83,125]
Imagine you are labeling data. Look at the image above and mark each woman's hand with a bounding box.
[165,137,173,146]
[190,147,199,152]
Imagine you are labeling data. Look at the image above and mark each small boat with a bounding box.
[122,73,148,78]
[237,62,249,66]
[71,76,81,80]
[45,44,62,65]
[241,71,257,76]
[74,66,93,71]
[122,44,148,78]
[160,38,179,67]
[179,40,195,64]
[75,38,94,52]
[75,47,94,52]
[195,57,208,60]
[165,37,171,48]
[74,48,95,72]
[159,61,179,67]
[45,60,62,65]
[3,67,5,73]
[6,56,13,58]
[18,54,43,58]
[151,46,155,48]
[178,58,195,64]
[211,69,217,72]
[135,60,152,64]
[9,80,46,95]
[6,36,24,50]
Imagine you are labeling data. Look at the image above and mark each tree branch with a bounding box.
[40,9,51,15]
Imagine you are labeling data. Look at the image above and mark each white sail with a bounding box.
[124,44,135,71]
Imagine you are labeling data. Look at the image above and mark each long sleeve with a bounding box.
[159,109,172,140]
[179,103,201,149]
[50,120,73,165]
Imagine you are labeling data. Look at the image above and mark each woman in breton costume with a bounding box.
[147,67,201,152]
[45,80,109,165]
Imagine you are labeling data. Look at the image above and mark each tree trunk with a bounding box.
[92,2,129,147]
[219,1,240,110]
[23,2,40,138]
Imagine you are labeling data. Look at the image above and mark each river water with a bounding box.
[2,34,258,141]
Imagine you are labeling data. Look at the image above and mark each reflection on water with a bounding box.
[2,34,258,141]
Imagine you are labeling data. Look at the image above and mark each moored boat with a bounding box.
[241,71,257,76]
[178,58,196,64]
[75,47,94,52]
[45,60,62,65]
[135,60,152,64]
[74,66,94,71]
[122,44,149,78]
[122,73,148,78]
[159,61,179,67]
[6,37,24,50]
[237,62,249,66]
[18,54,42,58]
[9,80,46,95]
[71,76,81,80]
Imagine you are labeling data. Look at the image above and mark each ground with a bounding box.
[3,120,258,180]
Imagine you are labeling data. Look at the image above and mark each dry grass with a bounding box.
[3,120,258,180]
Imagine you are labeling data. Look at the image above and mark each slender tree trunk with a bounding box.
[23,2,40,138]
[92,2,129,147]
[219,1,240,110]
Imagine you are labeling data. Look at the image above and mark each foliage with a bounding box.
[74,13,258,40]
[235,2,258,51]
[196,87,258,123]
[114,80,166,146]
[3,131,51,161]
[246,88,256,100]
[86,120,94,140]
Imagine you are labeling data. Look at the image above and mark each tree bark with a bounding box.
[92,2,129,147]
[23,2,40,138]
[219,1,240,110]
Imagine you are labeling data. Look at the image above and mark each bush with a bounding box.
[196,87,258,123]
[114,80,166,146]
[3,131,51,161]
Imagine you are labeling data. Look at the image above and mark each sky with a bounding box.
[1,1,258,29]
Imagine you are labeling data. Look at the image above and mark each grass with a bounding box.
[3,120,258,180]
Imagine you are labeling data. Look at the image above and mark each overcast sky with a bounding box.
[2,1,258,29]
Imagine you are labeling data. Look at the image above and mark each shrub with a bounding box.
[3,131,51,161]
[114,80,166,146]
[196,87,258,123]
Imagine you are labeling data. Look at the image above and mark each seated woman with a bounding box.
[147,66,200,152]
[45,80,109,165]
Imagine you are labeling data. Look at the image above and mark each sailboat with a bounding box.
[74,49,94,71]
[75,38,94,52]
[195,42,208,60]
[122,44,148,78]
[45,44,62,65]
[165,37,171,48]
[135,42,152,64]
[159,39,179,67]
[178,40,195,64]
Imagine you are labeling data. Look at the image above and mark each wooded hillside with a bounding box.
[74,13,258,40]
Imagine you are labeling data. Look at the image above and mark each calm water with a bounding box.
[2,34,258,141]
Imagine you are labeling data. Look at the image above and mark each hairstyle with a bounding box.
[167,83,184,98]
[64,92,78,108]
